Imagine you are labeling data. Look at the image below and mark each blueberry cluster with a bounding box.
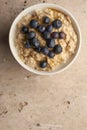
[21,16,66,68]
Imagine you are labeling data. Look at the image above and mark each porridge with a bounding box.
[15,8,77,71]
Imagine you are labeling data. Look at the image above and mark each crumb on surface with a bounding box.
[67,101,70,104]
[0,92,3,96]
[36,123,40,126]
[5,1,7,4]
[43,0,45,3]
[0,109,8,116]
[24,0,27,4]
[27,75,30,78]
[18,101,28,112]
[22,8,25,10]
[64,100,70,104]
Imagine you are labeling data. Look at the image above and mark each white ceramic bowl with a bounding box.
[9,3,81,75]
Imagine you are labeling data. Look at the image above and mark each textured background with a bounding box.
[0,0,87,130]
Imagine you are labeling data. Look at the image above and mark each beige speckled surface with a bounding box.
[0,0,87,130]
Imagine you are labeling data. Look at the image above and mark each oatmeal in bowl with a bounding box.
[9,4,81,75]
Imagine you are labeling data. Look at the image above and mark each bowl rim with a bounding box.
[9,3,82,75]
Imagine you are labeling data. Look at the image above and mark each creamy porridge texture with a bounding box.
[15,8,77,71]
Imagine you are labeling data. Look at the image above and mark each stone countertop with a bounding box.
[0,0,87,130]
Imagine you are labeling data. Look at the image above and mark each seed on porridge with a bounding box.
[37,25,46,33]
[42,31,50,39]
[59,31,66,39]
[51,32,59,39]
[41,46,49,55]
[46,25,53,32]
[48,51,55,58]
[21,26,29,34]
[29,19,39,28]
[28,31,36,39]
[40,60,47,68]
[43,16,50,24]
[54,44,63,54]
[46,38,55,48]
[24,40,31,48]
[52,19,62,29]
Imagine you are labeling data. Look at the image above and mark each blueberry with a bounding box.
[52,19,62,29]
[43,31,50,39]
[28,31,36,39]
[41,46,49,55]
[24,40,31,48]
[21,26,29,34]
[29,19,39,28]
[40,61,47,68]
[30,38,40,48]
[35,46,41,53]
[53,44,62,54]
[38,25,46,33]
[43,16,50,24]
[59,31,66,39]
[51,32,59,39]
[46,25,53,32]
[48,51,55,58]
[46,38,55,48]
